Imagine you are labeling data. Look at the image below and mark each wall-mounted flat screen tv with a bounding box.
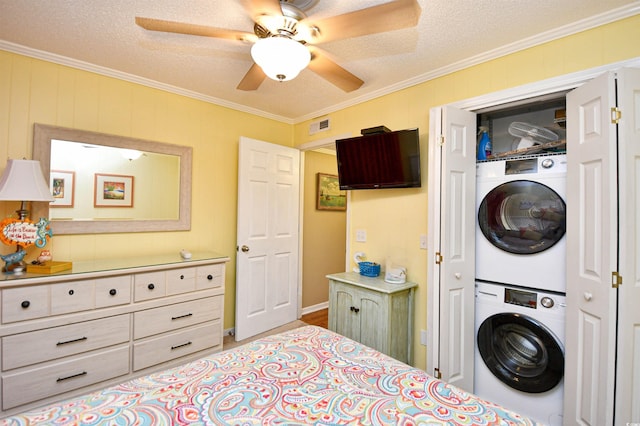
[335,128,421,190]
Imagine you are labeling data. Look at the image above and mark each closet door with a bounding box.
[614,68,640,423]
[426,106,476,392]
[565,71,618,426]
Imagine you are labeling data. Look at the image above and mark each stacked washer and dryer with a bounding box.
[474,154,567,426]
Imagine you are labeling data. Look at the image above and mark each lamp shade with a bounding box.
[0,159,54,202]
[251,37,311,82]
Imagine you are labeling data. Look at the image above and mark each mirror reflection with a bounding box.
[33,124,192,235]
[49,140,180,220]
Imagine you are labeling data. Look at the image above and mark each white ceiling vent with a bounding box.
[309,118,331,135]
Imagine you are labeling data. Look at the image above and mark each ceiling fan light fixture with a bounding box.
[251,36,310,82]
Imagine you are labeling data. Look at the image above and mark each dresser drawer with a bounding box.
[1,285,49,323]
[133,321,221,371]
[95,276,131,307]
[166,267,196,295]
[51,279,95,315]
[196,263,224,290]
[133,271,166,301]
[133,296,222,339]
[2,314,130,370]
[2,345,129,410]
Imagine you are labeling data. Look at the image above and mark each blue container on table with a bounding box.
[358,262,380,277]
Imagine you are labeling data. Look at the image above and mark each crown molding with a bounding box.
[293,3,640,123]
[1,3,638,125]
[0,40,295,125]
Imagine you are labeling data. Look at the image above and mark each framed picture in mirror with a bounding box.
[50,170,75,208]
[94,173,134,207]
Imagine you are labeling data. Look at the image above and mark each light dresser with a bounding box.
[327,272,417,365]
[0,252,228,417]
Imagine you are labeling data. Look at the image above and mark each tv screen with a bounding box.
[335,128,421,190]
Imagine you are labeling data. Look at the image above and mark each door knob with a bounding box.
[584,292,593,301]
[241,245,250,253]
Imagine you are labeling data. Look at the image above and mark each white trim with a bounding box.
[450,57,640,112]
[1,3,637,124]
[298,151,306,319]
[293,3,640,123]
[0,40,295,125]
[301,301,329,316]
[297,133,352,152]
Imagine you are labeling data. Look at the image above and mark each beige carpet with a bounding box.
[223,320,307,350]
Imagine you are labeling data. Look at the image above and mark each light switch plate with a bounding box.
[356,229,367,242]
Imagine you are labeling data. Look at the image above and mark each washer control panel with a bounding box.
[504,287,563,310]
[505,287,538,309]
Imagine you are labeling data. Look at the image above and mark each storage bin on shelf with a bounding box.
[358,262,380,277]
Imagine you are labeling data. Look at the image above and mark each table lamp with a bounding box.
[0,159,54,273]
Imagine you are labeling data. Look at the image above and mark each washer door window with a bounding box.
[478,180,566,254]
[477,313,564,393]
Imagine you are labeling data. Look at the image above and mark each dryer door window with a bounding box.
[478,180,566,254]
[477,312,564,393]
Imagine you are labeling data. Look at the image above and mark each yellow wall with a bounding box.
[302,151,346,309]
[293,15,640,368]
[0,50,293,329]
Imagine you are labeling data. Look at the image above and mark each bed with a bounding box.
[1,326,535,425]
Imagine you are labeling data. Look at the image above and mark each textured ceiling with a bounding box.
[0,0,638,122]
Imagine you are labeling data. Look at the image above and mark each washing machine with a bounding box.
[476,154,567,293]
[474,281,565,425]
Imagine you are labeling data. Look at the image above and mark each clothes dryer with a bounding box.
[476,154,567,293]
[474,281,565,425]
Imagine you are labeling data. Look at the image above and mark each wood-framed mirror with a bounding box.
[32,124,192,235]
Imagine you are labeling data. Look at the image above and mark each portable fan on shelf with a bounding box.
[508,122,559,151]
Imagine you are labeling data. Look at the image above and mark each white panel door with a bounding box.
[614,68,640,424]
[236,137,300,341]
[565,71,618,426]
[426,106,476,392]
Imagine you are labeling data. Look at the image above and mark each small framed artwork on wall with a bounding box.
[50,170,75,208]
[94,173,134,207]
[317,173,346,211]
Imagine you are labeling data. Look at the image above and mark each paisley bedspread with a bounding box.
[1,326,536,425]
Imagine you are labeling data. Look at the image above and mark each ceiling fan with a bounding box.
[135,0,421,92]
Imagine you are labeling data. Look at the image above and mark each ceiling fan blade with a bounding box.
[307,49,364,93]
[305,0,421,44]
[135,17,257,42]
[237,64,267,91]
[242,0,283,21]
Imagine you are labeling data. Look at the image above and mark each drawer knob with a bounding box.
[180,274,185,279]
[21,300,30,309]
[148,283,155,290]
[109,288,117,296]
[207,274,213,280]
[68,289,74,296]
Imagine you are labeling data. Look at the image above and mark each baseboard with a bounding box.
[224,302,328,337]
[301,301,328,316]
